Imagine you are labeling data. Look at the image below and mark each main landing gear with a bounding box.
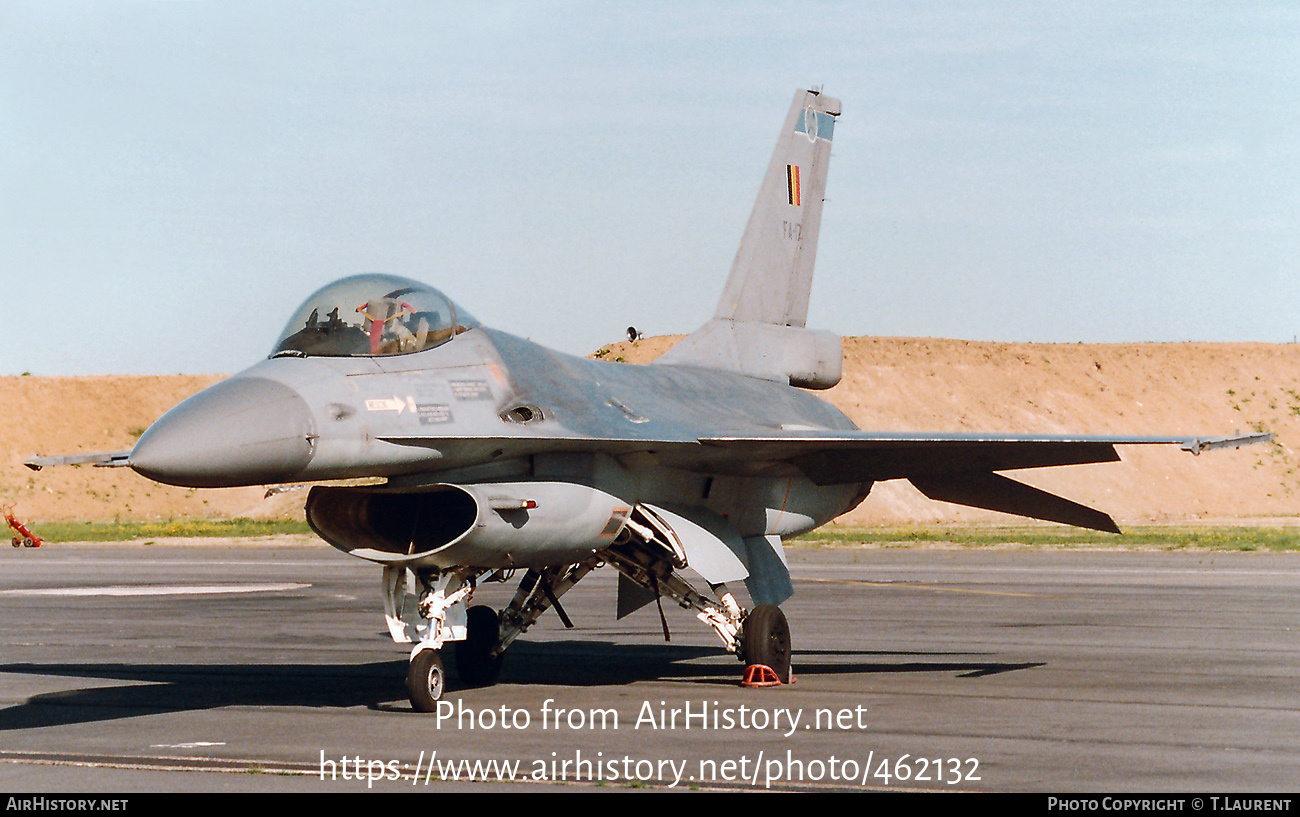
[740,604,791,684]
[387,550,791,711]
[454,605,504,687]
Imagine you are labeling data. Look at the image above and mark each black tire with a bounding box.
[742,604,791,682]
[455,605,503,687]
[407,649,446,712]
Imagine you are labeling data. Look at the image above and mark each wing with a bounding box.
[377,431,1271,534]
[696,430,1271,480]
[697,431,1271,533]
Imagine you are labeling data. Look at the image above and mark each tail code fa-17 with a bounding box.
[26,90,1267,709]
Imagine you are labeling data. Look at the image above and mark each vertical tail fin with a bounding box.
[657,89,843,389]
[718,89,839,326]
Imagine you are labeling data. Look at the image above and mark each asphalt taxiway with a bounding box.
[1,538,1297,792]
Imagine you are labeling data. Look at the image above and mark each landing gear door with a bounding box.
[642,503,749,584]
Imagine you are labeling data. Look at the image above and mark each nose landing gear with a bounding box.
[407,649,446,712]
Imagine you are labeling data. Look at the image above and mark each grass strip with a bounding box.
[17,519,1300,551]
[26,518,313,543]
[794,525,1300,551]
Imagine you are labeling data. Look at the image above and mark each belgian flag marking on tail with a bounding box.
[786,165,801,206]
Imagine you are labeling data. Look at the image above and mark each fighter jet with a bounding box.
[27,90,1266,709]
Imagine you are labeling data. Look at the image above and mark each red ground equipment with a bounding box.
[4,505,43,548]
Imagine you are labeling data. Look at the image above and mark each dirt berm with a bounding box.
[3,337,1297,527]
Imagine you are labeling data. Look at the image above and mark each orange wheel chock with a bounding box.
[742,664,791,688]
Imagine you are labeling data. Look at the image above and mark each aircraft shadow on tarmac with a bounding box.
[0,642,1043,730]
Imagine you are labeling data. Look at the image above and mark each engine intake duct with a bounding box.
[307,482,634,569]
[307,484,478,561]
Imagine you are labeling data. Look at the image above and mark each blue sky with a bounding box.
[3,2,1297,374]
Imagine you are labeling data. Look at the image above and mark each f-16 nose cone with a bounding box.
[131,377,316,488]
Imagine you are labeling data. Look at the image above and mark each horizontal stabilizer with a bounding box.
[909,471,1121,533]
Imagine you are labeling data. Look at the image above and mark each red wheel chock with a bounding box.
[742,664,791,687]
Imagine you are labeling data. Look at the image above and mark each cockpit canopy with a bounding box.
[271,274,480,358]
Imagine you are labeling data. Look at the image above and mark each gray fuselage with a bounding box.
[130,326,867,551]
